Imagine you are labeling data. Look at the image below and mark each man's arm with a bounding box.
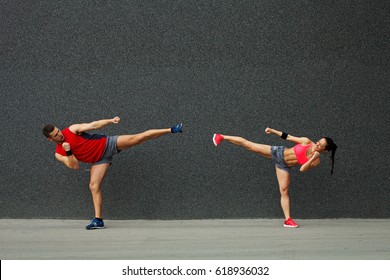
[55,153,79,170]
[69,116,120,135]
[55,142,80,170]
[265,127,312,145]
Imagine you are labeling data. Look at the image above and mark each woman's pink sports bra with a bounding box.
[293,143,313,165]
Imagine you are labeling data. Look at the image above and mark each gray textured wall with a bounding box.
[1,0,389,219]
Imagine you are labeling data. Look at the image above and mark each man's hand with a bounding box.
[265,127,272,134]
[62,142,71,151]
[112,116,121,124]
[56,142,79,170]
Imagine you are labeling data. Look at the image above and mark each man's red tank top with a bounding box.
[293,143,313,165]
[55,128,107,163]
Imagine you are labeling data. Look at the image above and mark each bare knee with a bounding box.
[133,130,156,143]
[244,140,255,151]
[131,135,145,145]
[233,137,256,152]
[243,140,261,153]
[89,182,101,194]
[280,187,289,197]
[141,130,155,141]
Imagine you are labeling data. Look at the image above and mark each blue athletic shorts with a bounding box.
[270,146,290,173]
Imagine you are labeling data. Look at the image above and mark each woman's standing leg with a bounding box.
[275,167,298,227]
[275,167,291,219]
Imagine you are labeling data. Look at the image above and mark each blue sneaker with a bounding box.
[86,218,105,230]
[171,123,183,133]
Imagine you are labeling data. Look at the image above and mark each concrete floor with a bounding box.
[1,219,389,260]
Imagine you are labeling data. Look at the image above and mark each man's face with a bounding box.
[48,127,64,143]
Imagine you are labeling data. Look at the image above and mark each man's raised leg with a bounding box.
[117,124,182,150]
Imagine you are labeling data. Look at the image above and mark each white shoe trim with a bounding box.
[213,134,219,146]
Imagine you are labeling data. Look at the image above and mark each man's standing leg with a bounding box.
[86,163,110,230]
[85,124,182,230]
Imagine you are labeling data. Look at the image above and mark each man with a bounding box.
[43,116,183,230]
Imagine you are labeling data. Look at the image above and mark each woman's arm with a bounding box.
[299,152,320,172]
[265,127,312,145]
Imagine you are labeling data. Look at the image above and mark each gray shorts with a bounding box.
[270,146,290,173]
[93,135,120,165]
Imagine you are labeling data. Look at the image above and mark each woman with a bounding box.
[213,127,337,228]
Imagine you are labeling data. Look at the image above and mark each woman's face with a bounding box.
[315,138,328,152]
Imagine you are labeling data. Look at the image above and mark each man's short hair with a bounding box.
[42,124,55,138]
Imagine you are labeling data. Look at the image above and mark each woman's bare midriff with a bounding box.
[284,146,316,167]
[283,147,299,167]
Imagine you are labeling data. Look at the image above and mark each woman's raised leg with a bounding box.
[219,134,272,158]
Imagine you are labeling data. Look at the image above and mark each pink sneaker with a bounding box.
[213,134,224,146]
[284,218,299,228]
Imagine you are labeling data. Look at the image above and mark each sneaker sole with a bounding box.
[283,224,299,228]
[86,226,105,230]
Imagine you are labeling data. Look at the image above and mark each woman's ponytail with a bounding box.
[324,137,337,175]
